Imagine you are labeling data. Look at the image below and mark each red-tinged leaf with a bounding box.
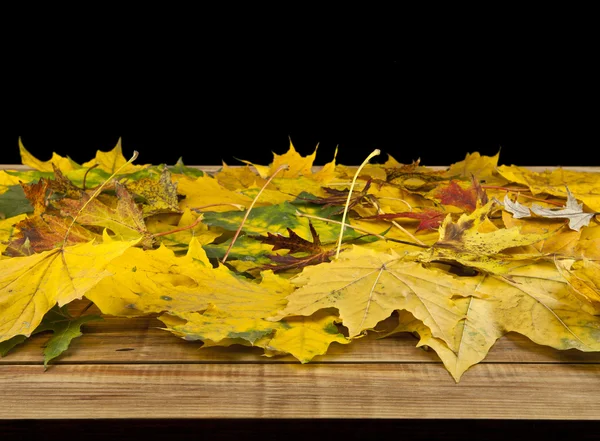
[360,209,446,232]
[21,178,50,216]
[5,214,97,256]
[435,178,488,212]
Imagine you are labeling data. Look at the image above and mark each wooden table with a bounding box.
[1,165,599,439]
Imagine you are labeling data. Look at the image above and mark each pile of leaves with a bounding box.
[1,139,599,382]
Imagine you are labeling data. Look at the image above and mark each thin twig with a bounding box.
[336,149,380,259]
[222,164,289,263]
[151,215,204,238]
[192,203,246,211]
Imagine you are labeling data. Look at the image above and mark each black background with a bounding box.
[4,53,599,168]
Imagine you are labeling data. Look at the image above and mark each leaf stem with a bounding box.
[296,211,428,248]
[222,164,289,263]
[82,164,99,191]
[151,215,204,238]
[336,149,380,259]
[192,203,246,211]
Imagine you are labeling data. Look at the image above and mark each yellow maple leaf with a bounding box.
[444,151,507,186]
[82,138,145,174]
[502,211,583,258]
[263,310,349,363]
[271,245,468,348]
[176,175,252,212]
[159,305,278,346]
[86,238,291,319]
[387,260,600,382]
[145,208,221,251]
[215,163,266,191]
[556,258,600,310]
[478,263,600,352]
[0,239,137,342]
[387,308,502,382]
[497,165,600,211]
[19,138,79,172]
[244,140,317,179]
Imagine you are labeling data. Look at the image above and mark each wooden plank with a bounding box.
[1,363,599,419]
[3,314,600,365]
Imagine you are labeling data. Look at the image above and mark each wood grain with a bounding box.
[3,314,600,365]
[1,363,599,419]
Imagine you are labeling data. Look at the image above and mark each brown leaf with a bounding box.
[257,222,334,272]
[5,214,97,256]
[257,222,322,254]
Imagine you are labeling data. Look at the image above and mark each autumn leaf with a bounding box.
[126,166,180,216]
[33,305,102,368]
[271,246,468,348]
[176,175,252,212]
[241,140,318,180]
[385,308,502,382]
[556,259,600,310]
[360,209,446,232]
[86,238,292,320]
[55,182,152,246]
[5,214,98,257]
[215,163,266,191]
[0,239,137,343]
[422,200,556,274]
[263,310,349,362]
[81,138,145,174]
[202,201,359,244]
[257,222,336,272]
[444,151,507,186]
[501,211,583,259]
[146,208,221,252]
[19,138,80,173]
[498,165,600,211]
[431,178,488,213]
[159,305,278,346]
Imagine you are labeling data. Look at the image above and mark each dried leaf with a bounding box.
[0,239,137,343]
[271,246,468,347]
[501,189,597,231]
